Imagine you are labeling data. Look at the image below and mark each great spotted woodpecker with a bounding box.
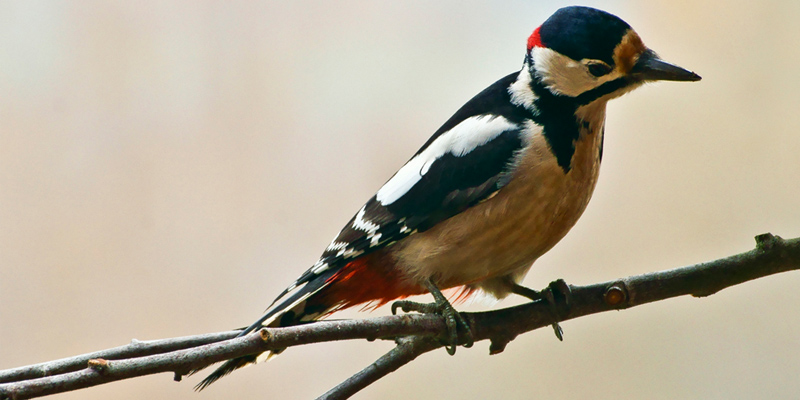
[196,6,700,389]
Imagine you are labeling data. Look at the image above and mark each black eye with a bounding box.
[587,62,612,77]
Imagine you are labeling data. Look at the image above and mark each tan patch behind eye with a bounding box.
[614,30,647,74]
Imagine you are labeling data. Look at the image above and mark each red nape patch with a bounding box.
[527,26,543,51]
[313,251,426,311]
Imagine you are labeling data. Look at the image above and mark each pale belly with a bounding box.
[391,124,603,295]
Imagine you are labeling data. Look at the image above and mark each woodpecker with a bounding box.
[196,6,700,389]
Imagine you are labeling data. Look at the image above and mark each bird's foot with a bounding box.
[391,279,474,355]
[511,279,572,341]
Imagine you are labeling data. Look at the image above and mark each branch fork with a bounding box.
[0,234,797,400]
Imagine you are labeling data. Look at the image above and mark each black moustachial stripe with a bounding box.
[575,77,629,105]
[523,56,622,172]
[527,76,618,173]
[525,72,580,173]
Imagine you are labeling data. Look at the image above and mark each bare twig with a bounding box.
[323,233,800,398]
[316,336,441,400]
[0,331,239,384]
[0,233,797,400]
[0,316,446,399]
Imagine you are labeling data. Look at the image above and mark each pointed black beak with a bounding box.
[631,49,701,82]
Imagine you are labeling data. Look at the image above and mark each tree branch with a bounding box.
[316,336,441,400]
[1,233,797,400]
[0,331,239,384]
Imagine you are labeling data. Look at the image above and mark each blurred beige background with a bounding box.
[2,1,799,399]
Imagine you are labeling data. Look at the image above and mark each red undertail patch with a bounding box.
[307,251,484,315]
[314,251,425,311]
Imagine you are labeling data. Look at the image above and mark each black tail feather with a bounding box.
[193,354,259,391]
[193,270,337,390]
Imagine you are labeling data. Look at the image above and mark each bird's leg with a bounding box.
[510,279,572,341]
[391,279,474,355]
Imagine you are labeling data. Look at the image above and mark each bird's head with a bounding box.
[526,6,700,104]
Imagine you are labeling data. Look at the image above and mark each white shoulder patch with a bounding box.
[376,115,518,206]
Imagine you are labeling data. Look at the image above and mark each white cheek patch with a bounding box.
[532,47,594,97]
[531,47,623,97]
[375,115,518,206]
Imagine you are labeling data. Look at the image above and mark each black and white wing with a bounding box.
[234,71,539,337]
[280,72,538,298]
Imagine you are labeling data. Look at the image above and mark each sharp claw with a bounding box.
[458,315,475,348]
[511,280,572,341]
[443,310,459,354]
[550,279,572,307]
[552,322,564,341]
[542,286,556,305]
[390,279,473,355]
